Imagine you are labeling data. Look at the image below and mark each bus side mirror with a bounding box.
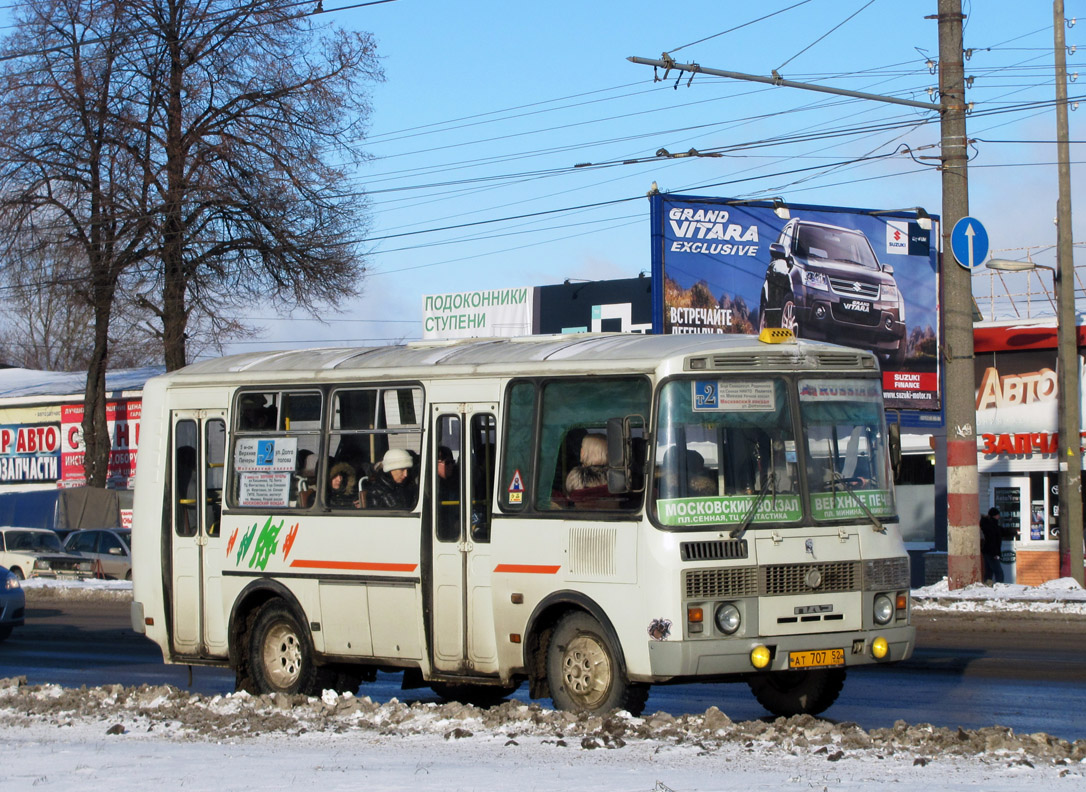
[606,415,647,494]
[888,422,902,482]
[606,417,628,494]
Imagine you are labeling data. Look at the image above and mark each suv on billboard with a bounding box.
[758,218,907,366]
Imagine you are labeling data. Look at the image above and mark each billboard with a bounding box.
[650,194,941,415]
[536,277,652,334]
[422,287,533,339]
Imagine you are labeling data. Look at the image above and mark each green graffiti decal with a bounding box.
[248,516,284,570]
[235,523,258,566]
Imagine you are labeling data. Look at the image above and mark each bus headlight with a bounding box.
[714,603,741,635]
[873,594,894,625]
[872,636,889,659]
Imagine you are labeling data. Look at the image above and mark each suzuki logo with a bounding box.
[851,282,863,292]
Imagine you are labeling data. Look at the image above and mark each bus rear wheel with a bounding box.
[546,612,648,715]
[747,668,846,717]
[248,600,330,696]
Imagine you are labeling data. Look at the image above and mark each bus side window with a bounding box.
[205,419,226,535]
[174,421,199,538]
[469,413,496,541]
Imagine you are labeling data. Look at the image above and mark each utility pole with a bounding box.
[935,0,981,589]
[1053,0,1084,585]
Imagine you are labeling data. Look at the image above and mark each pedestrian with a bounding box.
[980,506,1004,584]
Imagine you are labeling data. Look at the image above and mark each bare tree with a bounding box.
[127,0,383,369]
[0,239,164,370]
[0,1,156,485]
[0,0,382,484]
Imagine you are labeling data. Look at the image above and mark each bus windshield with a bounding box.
[652,378,801,529]
[798,378,895,521]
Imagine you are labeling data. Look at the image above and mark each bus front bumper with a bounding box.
[644,624,915,680]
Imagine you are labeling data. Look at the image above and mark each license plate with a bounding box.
[788,648,845,669]
[842,299,871,313]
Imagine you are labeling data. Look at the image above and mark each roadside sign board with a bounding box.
[951,216,989,270]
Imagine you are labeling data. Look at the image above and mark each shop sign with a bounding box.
[61,400,141,488]
[979,431,1086,457]
[0,423,61,483]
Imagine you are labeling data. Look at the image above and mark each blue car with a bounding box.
[0,564,24,642]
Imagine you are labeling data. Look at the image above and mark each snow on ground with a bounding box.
[5,577,1086,790]
[1,677,1084,791]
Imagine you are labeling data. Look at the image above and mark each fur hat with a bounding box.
[382,448,413,472]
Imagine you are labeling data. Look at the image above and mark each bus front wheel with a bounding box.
[747,668,846,717]
[248,600,329,696]
[546,612,648,715]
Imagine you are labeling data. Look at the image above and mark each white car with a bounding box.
[0,526,94,580]
[64,528,132,580]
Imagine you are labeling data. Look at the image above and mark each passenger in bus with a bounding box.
[365,448,417,509]
[565,433,608,495]
[239,393,276,430]
[436,446,460,540]
[657,447,717,498]
[327,461,358,508]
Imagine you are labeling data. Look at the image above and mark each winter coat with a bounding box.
[327,462,358,508]
[366,471,417,510]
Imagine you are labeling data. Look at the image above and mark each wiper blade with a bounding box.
[731,471,776,540]
[830,472,884,532]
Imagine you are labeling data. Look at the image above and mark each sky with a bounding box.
[0,1,1081,355]
[5,578,1086,792]
[213,0,1086,355]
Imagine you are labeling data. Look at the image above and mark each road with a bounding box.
[2,597,1085,742]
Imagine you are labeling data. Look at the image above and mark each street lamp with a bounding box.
[986,259,1053,274]
[986,257,1084,583]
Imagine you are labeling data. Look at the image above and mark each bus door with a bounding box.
[430,404,499,674]
[170,411,227,657]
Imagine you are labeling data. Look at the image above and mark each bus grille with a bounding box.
[863,557,911,590]
[684,567,759,599]
[568,525,617,577]
[762,561,860,595]
[684,561,864,599]
[680,539,748,561]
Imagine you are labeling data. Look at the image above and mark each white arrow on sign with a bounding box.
[965,223,975,267]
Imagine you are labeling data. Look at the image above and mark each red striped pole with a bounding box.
[947,437,981,587]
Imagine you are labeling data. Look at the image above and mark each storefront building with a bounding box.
[0,367,156,506]
[973,322,1086,585]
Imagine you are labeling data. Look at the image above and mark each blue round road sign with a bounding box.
[951,216,989,270]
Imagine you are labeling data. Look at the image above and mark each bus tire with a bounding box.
[546,612,648,715]
[747,668,846,717]
[430,681,518,708]
[248,600,329,696]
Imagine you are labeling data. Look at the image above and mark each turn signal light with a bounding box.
[895,594,908,611]
[687,607,704,623]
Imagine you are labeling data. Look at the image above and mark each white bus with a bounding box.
[131,331,914,717]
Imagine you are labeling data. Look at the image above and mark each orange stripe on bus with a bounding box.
[290,559,418,573]
[493,564,561,574]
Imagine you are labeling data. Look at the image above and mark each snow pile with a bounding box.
[1,675,1084,766]
[912,577,1086,615]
